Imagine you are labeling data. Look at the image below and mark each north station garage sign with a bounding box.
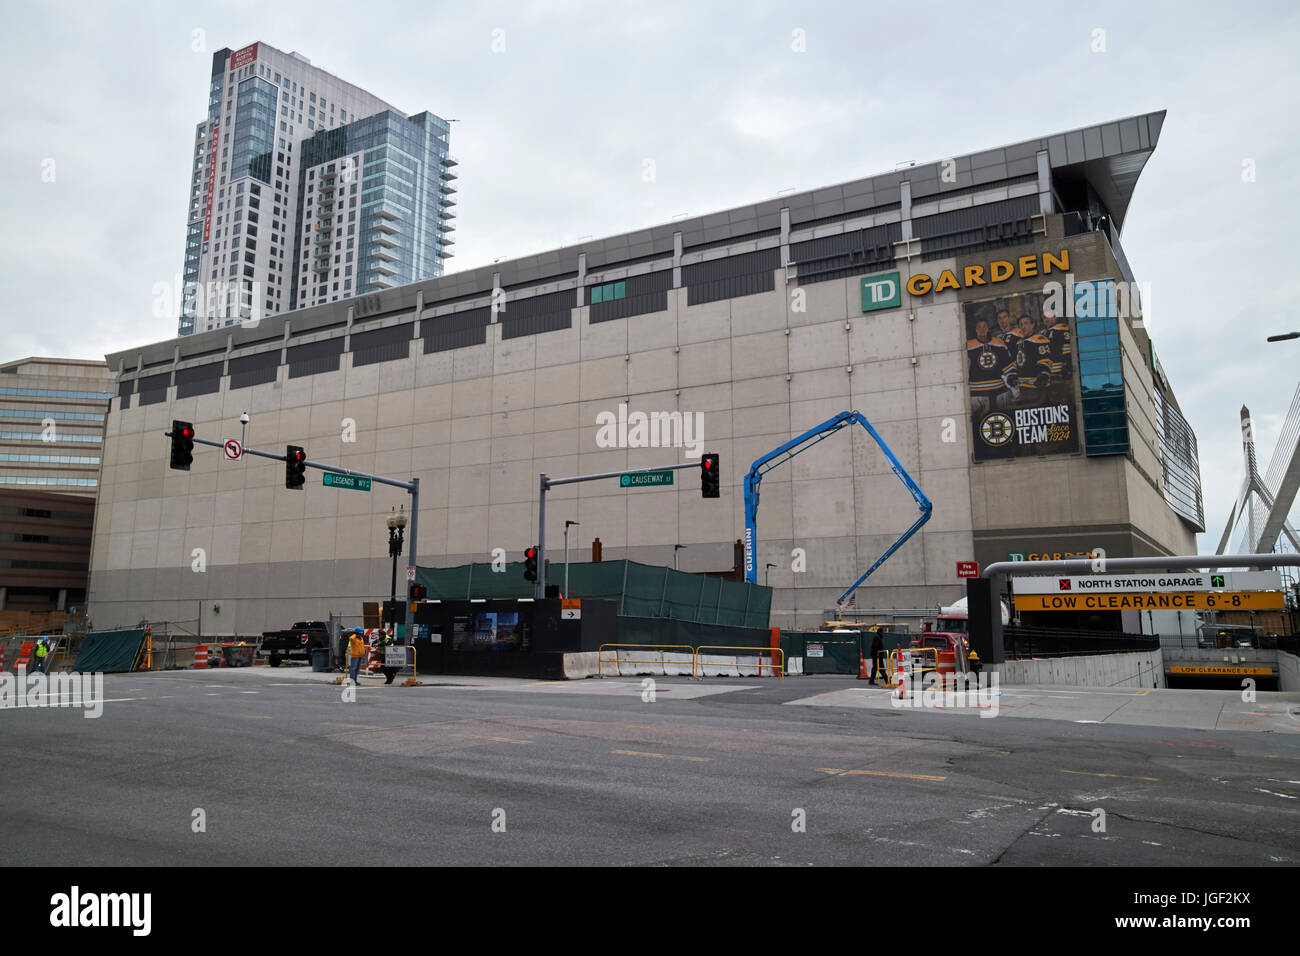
[1010,570,1287,612]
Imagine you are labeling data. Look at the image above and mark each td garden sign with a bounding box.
[1011,571,1287,612]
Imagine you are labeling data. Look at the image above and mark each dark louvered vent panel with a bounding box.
[287,338,344,379]
[790,223,901,285]
[915,195,1041,262]
[423,307,491,354]
[683,248,779,306]
[501,290,572,340]
[589,271,673,324]
[350,324,413,367]
[175,363,223,398]
[228,352,280,390]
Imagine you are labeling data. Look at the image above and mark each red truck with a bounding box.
[909,598,1007,678]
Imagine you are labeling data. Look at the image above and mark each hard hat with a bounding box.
[353,627,364,635]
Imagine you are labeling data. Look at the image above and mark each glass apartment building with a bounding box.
[178,41,456,336]
[292,110,456,310]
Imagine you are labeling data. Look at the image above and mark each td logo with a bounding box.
[860,271,901,312]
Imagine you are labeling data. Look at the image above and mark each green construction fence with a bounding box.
[415,559,772,630]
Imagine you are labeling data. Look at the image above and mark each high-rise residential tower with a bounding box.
[178,41,456,336]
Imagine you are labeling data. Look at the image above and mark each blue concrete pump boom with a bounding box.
[743,410,933,606]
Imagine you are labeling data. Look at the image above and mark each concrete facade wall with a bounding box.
[92,259,981,634]
[89,231,1199,635]
[998,649,1164,688]
[1278,651,1300,693]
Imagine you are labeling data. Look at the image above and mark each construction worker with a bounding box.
[347,627,367,685]
[375,626,399,685]
[869,629,884,685]
[34,638,50,674]
[968,648,982,679]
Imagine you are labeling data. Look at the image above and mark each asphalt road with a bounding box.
[3,668,1298,866]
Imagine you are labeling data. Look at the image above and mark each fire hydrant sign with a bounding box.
[956,561,979,578]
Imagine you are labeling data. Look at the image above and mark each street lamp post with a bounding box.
[386,505,407,606]
[564,520,579,595]
[1267,332,1300,342]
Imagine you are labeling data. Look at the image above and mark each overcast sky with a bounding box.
[2,0,1297,552]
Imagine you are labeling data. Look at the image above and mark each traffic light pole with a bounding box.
[167,430,420,637]
[535,460,704,598]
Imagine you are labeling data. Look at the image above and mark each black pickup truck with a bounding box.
[260,621,331,666]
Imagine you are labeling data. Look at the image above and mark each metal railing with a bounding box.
[1003,626,1159,659]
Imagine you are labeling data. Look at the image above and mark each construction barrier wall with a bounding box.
[415,559,771,629]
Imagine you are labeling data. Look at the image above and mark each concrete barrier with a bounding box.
[697,654,740,678]
[663,652,694,677]
[563,650,783,679]
[998,649,1164,688]
[1278,650,1300,692]
[562,651,601,679]
[615,649,662,677]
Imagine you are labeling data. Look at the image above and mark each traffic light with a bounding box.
[523,546,538,582]
[285,445,307,490]
[701,452,720,498]
[409,584,427,602]
[169,420,195,471]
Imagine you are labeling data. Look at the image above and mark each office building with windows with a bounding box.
[0,357,113,612]
[178,41,456,336]
[100,112,1201,632]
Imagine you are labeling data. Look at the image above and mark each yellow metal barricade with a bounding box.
[597,644,697,678]
[694,645,785,680]
[400,644,422,686]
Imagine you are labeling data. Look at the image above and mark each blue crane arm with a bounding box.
[742,410,932,606]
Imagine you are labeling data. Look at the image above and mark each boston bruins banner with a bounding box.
[963,290,1079,461]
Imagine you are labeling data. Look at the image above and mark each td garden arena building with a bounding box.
[90,111,1203,632]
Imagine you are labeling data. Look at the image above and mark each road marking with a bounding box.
[1062,769,1159,782]
[239,691,259,694]
[816,768,947,782]
[612,749,711,762]
[323,723,385,730]
[235,715,273,720]
[1255,788,1297,799]
[622,724,655,729]
[450,733,532,744]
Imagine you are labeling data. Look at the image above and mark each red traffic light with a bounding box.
[703,459,712,469]
[525,547,536,559]
[293,449,305,462]
[181,425,194,439]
